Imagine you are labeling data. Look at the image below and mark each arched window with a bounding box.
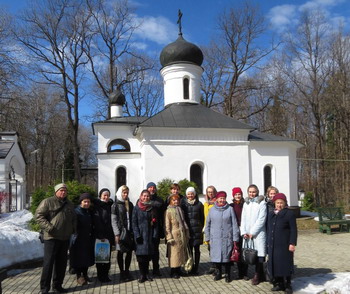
[190,163,203,194]
[183,77,189,100]
[116,167,126,191]
[264,165,272,194]
[108,139,130,152]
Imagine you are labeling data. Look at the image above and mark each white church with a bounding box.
[93,31,302,205]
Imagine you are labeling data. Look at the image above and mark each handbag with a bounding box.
[182,245,194,272]
[119,227,133,247]
[242,239,258,265]
[230,241,240,262]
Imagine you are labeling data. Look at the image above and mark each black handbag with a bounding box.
[119,227,133,247]
[242,239,258,265]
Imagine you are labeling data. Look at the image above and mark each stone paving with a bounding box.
[2,229,350,294]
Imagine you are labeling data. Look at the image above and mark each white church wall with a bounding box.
[97,153,142,203]
[161,63,203,106]
[249,142,299,206]
[140,127,253,196]
[95,124,141,153]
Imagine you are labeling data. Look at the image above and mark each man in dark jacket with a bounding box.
[147,182,165,276]
[35,183,76,294]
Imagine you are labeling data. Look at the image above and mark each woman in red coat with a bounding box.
[267,193,297,294]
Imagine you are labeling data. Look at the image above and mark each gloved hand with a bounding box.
[136,236,143,244]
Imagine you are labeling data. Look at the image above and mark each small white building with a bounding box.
[0,132,26,212]
[93,33,302,205]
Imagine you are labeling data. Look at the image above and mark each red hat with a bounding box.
[273,193,287,203]
[232,187,243,197]
[216,191,227,198]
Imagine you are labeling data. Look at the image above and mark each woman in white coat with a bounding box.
[240,184,267,285]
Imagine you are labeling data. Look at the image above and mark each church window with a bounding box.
[116,166,126,191]
[108,139,130,152]
[264,165,272,194]
[190,163,203,194]
[183,77,189,100]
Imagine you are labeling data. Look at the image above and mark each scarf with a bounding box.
[138,200,152,211]
[187,198,196,205]
[167,206,187,231]
[215,200,227,207]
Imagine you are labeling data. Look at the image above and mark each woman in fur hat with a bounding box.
[165,194,189,279]
[240,184,267,286]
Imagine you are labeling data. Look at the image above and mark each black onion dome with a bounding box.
[109,89,125,105]
[160,34,204,67]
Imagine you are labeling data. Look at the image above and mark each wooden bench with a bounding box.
[0,268,7,293]
[317,207,350,235]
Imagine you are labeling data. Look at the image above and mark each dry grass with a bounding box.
[296,217,319,230]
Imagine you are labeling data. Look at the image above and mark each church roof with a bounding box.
[95,116,148,125]
[0,142,14,159]
[139,103,254,129]
[160,34,204,68]
[248,130,302,145]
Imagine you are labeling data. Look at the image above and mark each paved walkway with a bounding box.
[2,230,350,294]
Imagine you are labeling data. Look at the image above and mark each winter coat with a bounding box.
[181,197,204,246]
[111,198,134,252]
[92,198,115,246]
[35,196,76,241]
[132,204,159,256]
[204,203,240,263]
[70,206,94,269]
[165,206,189,268]
[267,208,297,277]
[150,193,166,239]
[240,196,267,257]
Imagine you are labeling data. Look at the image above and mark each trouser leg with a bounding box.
[52,240,69,289]
[40,240,57,292]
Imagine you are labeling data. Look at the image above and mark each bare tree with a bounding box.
[214,1,277,117]
[14,0,91,181]
[280,9,333,205]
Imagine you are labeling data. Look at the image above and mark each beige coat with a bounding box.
[165,206,189,268]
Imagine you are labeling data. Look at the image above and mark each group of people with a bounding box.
[35,182,297,294]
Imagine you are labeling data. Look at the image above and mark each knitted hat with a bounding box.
[186,187,196,195]
[232,187,243,197]
[99,188,110,198]
[147,182,156,189]
[273,193,287,203]
[79,193,91,203]
[54,183,67,193]
[216,191,227,198]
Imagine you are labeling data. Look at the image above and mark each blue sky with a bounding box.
[2,0,350,120]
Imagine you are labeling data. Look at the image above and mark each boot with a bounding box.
[224,263,231,283]
[172,267,180,279]
[213,264,222,281]
[251,273,260,285]
[238,262,248,280]
[138,262,147,283]
[119,271,125,282]
[206,263,216,275]
[252,262,263,285]
[271,277,285,291]
[285,276,293,294]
